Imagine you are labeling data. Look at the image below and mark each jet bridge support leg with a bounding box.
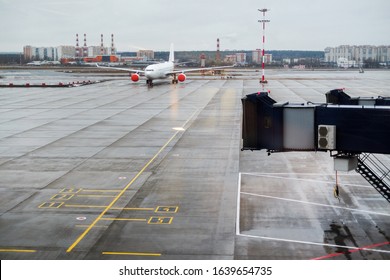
[333,170,340,201]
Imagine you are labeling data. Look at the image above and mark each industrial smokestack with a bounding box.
[83,33,88,57]
[216,38,221,62]
[75,33,80,58]
[111,34,115,55]
[100,34,104,55]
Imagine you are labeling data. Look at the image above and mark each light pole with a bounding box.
[258,8,270,84]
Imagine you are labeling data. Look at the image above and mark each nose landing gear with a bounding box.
[146,79,153,87]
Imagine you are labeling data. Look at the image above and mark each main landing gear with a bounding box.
[172,74,178,84]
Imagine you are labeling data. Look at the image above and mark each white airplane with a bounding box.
[97,44,233,86]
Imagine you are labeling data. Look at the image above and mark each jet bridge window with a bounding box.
[264,116,272,128]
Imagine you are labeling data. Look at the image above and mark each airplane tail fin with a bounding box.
[169,43,174,62]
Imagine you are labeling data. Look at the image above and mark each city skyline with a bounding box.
[1,0,389,52]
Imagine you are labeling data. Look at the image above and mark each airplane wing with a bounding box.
[167,65,234,75]
[96,64,145,73]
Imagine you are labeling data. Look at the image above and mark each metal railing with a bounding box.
[357,153,390,203]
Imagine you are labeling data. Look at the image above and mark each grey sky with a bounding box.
[0,0,389,52]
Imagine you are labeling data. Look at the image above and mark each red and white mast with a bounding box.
[83,33,88,57]
[75,33,80,58]
[258,8,270,84]
[111,34,116,55]
[100,34,104,55]
[216,38,221,63]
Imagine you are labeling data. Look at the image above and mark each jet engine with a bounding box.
[131,73,140,82]
[178,73,186,82]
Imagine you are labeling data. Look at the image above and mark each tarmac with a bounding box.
[0,68,389,260]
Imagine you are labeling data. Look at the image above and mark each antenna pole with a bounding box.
[258,8,270,84]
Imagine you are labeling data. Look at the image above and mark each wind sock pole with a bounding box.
[258,8,270,84]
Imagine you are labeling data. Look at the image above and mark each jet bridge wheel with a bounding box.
[172,79,178,84]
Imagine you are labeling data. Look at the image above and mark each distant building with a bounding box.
[252,49,261,63]
[41,47,57,60]
[292,64,306,70]
[224,53,247,65]
[24,44,114,62]
[121,56,145,64]
[252,49,272,64]
[224,54,236,63]
[200,53,206,67]
[23,46,34,61]
[325,45,390,66]
[23,46,58,61]
[337,57,356,68]
[88,46,103,57]
[57,46,75,59]
[137,50,154,60]
[0,52,22,65]
[236,53,247,65]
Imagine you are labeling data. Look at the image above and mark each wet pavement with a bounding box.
[0,69,389,259]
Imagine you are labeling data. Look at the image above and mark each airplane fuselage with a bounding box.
[144,61,174,80]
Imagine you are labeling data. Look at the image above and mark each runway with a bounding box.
[0,69,389,259]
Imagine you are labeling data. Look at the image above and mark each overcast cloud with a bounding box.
[0,0,389,52]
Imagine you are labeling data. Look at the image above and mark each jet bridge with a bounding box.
[241,91,390,202]
[325,88,390,106]
[241,92,390,154]
[321,89,390,203]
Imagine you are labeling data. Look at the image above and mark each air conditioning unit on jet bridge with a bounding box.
[317,125,336,150]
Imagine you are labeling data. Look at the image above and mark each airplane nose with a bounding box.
[146,72,157,79]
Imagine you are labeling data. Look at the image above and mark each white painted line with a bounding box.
[242,172,361,176]
[238,233,390,254]
[241,191,390,217]
[241,172,372,188]
[236,172,242,235]
[237,171,390,256]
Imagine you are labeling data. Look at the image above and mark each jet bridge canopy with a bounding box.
[325,88,390,106]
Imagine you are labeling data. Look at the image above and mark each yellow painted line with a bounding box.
[66,132,180,253]
[65,205,155,210]
[110,207,155,211]
[155,206,179,213]
[51,194,74,200]
[81,189,121,193]
[76,194,117,198]
[66,110,197,253]
[0,249,36,253]
[76,225,108,228]
[101,218,147,222]
[38,202,64,209]
[148,217,173,224]
[60,188,82,194]
[64,204,108,208]
[102,251,161,257]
